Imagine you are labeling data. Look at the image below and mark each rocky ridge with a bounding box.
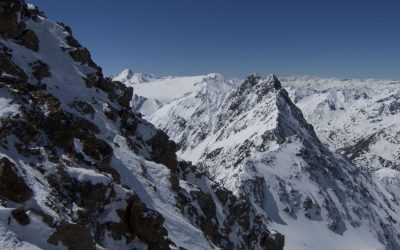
[0,1,284,249]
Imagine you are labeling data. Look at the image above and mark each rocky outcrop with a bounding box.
[0,0,26,39]
[11,207,30,226]
[31,60,50,80]
[47,223,95,250]
[176,162,285,250]
[127,194,172,250]
[17,29,39,51]
[0,43,28,82]
[0,157,33,203]
[0,0,39,52]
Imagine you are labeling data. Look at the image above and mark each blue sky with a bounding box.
[30,0,400,79]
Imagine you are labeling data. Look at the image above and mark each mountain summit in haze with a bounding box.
[113,69,157,85]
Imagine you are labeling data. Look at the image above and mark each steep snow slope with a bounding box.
[149,74,400,249]
[0,2,284,249]
[282,76,400,171]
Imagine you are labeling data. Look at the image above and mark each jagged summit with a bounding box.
[114,68,134,80]
[267,74,282,89]
[237,73,282,93]
[148,73,400,249]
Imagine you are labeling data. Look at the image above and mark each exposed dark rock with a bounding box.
[47,223,95,250]
[147,130,179,190]
[24,3,44,18]
[11,207,30,226]
[268,74,282,90]
[31,60,50,80]
[127,194,172,250]
[84,74,97,88]
[214,186,230,204]
[191,190,220,243]
[70,100,95,115]
[103,104,118,121]
[0,157,33,203]
[261,233,285,250]
[147,130,177,170]
[0,44,28,81]
[118,85,133,108]
[82,136,113,162]
[57,22,72,35]
[194,191,216,218]
[240,73,262,91]
[0,0,26,39]
[69,47,98,68]
[17,29,39,51]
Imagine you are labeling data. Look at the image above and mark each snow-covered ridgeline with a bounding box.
[127,72,400,249]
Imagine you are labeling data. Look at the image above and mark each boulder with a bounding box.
[47,223,95,250]
[31,60,50,80]
[127,194,172,250]
[11,207,30,226]
[17,29,39,51]
[0,157,33,203]
[69,47,98,68]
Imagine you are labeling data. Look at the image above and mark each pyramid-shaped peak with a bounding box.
[266,74,282,89]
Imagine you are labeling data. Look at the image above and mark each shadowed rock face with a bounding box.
[0,157,33,203]
[0,0,25,38]
[31,60,50,80]
[127,194,171,250]
[17,29,39,51]
[11,207,30,226]
[0,0,38,51]
[47,223,96,250]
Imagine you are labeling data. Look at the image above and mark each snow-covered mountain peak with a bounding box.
[148,73,400,249]
[267,74,282,89]
[113,68,156,84]
[113,68,134,81]
[234,73,282,94]
[116,70,242,116]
